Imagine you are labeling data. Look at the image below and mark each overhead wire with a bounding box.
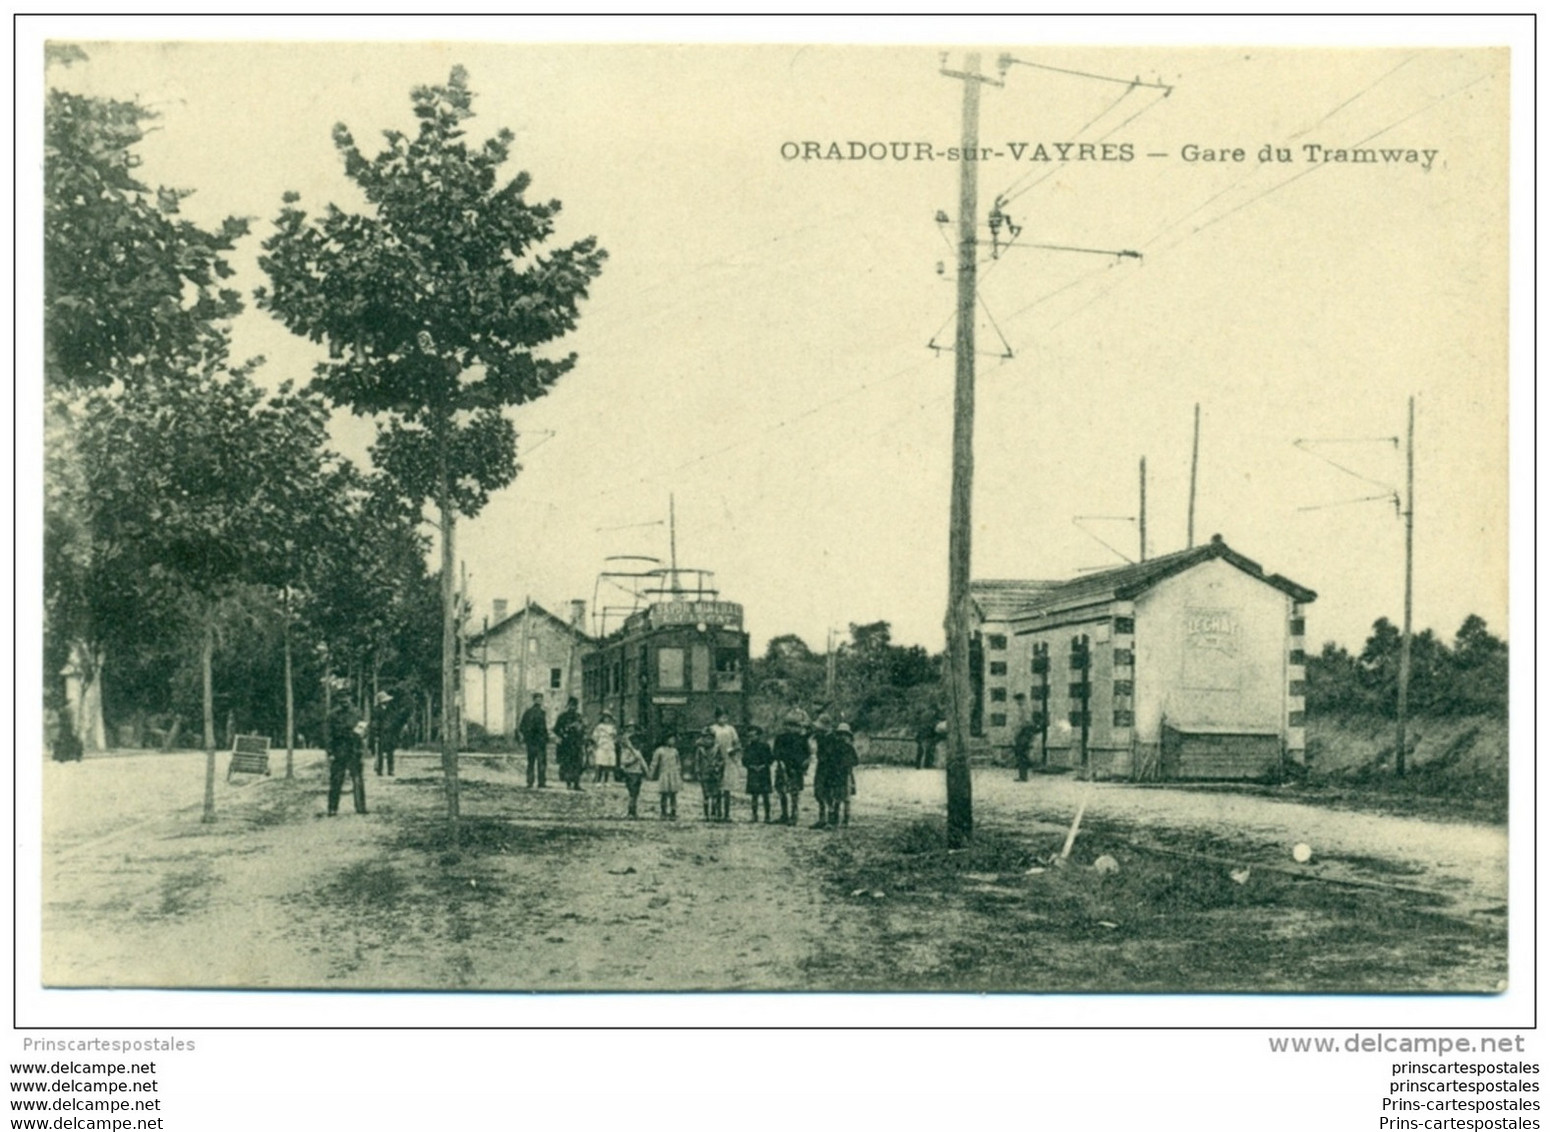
[996,61,1496,359]
[590,56,1172,505]
[587,54,1491,521]
[1000,55,1172,92]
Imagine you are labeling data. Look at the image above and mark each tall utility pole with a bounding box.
[481,615,490,735]
[1395,395,1415,776]
[1187,403,1200,548]
[516,595,531,705]
[668,493,680,597]
[826,627,837,702]
[1138,456,1148,562]
[941,52,998,848]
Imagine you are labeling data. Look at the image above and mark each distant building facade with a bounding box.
[462,600,591,739]
[971,536,1314,780]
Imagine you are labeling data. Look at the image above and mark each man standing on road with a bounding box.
[519,692,549,788]
[373,689,406,777]
[1012,692,1036,782]
[327,701,368,816]
[555,696,587,790]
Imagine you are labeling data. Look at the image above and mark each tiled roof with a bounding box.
[970,579,1062,622]
[978,535,1316,624]
[466,600,590,646]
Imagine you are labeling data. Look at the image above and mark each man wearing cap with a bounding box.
[519,692,549,788]
[372,689,407,777]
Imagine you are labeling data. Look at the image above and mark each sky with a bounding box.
[38,31,1512,657]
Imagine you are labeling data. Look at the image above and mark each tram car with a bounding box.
[580,561,749,748]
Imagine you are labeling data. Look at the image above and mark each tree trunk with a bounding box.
[322,654,332,750]
[283,595,295,778]
[438,427,461,838]
[69,641,108,752]
[370,659,380,769]
[200,609,217,823]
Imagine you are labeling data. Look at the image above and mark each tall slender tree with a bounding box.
[256,66,606,834]
[78,363,332,818]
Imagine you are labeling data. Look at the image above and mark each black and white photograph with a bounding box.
[25,25,1521,1017]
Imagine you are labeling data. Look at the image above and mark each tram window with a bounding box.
[550,667,562,689]
[658,648,685,690]
[715,649,742,691]
[691,644,711,692]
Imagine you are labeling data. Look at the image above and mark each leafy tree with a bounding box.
[751,624,944,734]
[44,86,247,392]
[1307,614,1509,723]
[297,467,439,748]
[751,634,824,712]
[77,361,332,818]
[44,56,249,756]
[256,66,607,831]
[1304,641,1368,716]
[1450,615,1508,717]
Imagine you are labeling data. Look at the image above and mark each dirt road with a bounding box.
[39,753,1508,992]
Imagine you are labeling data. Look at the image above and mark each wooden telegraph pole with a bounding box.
[1187,403,1200,548]
[1138,456,1148,562]
[941,52,1000,848]
[1395,395,1415,776]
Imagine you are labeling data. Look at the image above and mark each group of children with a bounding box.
[585,708,859,829]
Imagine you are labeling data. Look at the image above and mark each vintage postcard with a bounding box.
[33,38,1512,1005]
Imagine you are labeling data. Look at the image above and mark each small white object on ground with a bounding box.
[1093,854,1119,874]
[1292,843,1313,864]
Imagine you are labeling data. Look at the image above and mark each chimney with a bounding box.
[570,599,586,630]
[492,598,509,623]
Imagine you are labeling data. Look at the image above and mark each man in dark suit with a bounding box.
[327,701,368,816]
[519,692,549,788]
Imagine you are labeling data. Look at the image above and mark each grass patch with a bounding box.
[1294,714,1507,824]
[803,819,1503,993]
[393,815,609,857]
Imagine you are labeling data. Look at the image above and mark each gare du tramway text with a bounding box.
[779,140,1439,168]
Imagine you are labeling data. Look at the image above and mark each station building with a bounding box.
[461,599,591,740]
[970,535,1315,780]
